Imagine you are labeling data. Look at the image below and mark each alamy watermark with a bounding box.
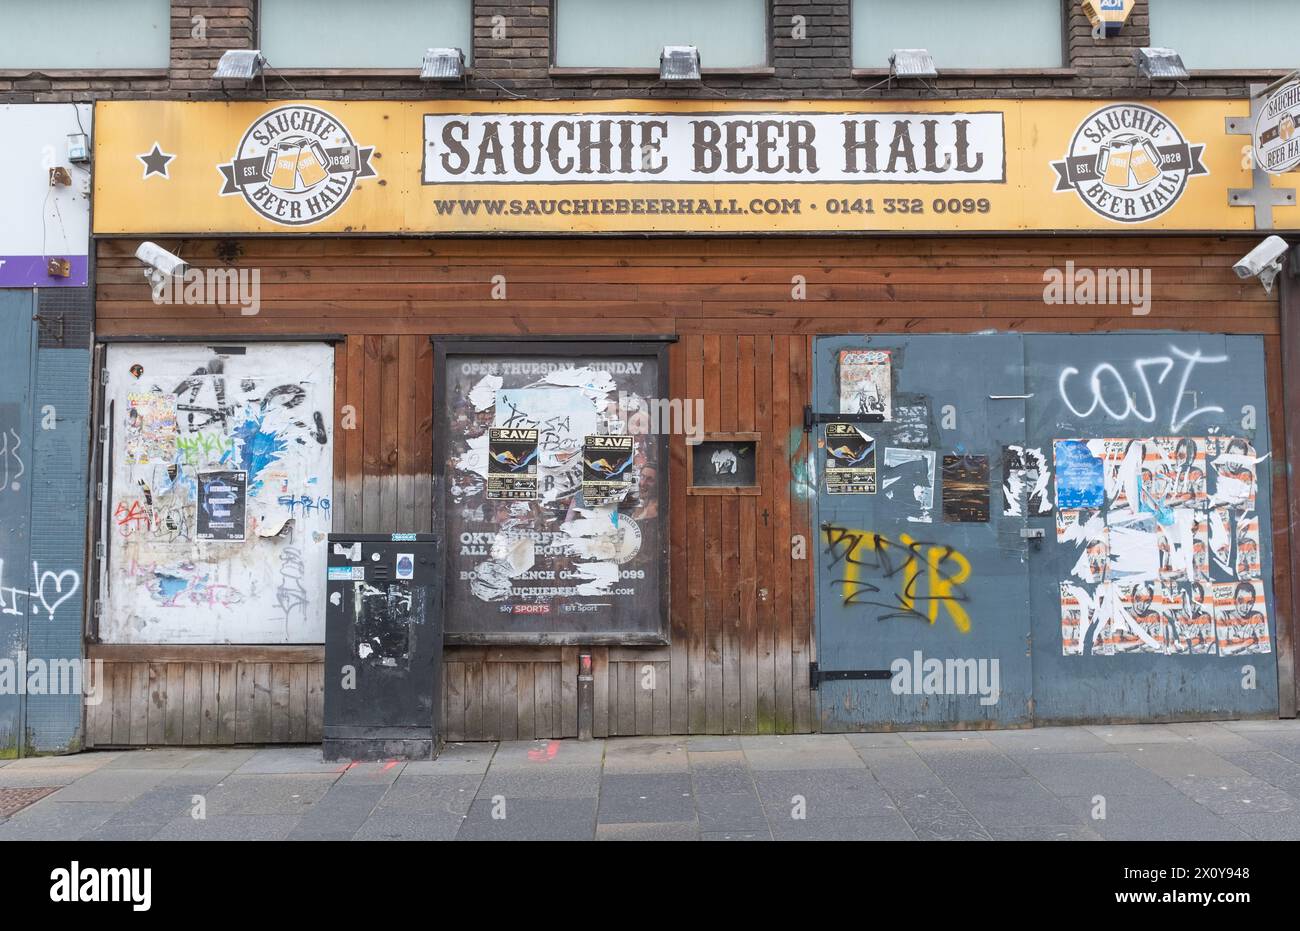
[151,267,261,316]
[620,392,704,445]
[1043,260,1151,316]
[890,650,1001,706]
[0,653,104,705]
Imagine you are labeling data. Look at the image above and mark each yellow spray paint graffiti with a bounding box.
[822,524,972,632]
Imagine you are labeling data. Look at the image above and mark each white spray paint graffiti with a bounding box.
[0,428,23,492]
[0,560,80,620]
[1058,346,1228,433]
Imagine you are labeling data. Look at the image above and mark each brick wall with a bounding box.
[0,1,1277,103]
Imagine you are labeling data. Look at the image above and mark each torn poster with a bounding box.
[881,447,934,521]
[1053,439,1105,509]
[942,455,989,523]
[824,422,877,494]
[1208,437,1260,510]
[494,386,601,470]
[1053,436,1271,658]
[123,391,178,465]
[838,349,891,421]
[468,374,503,411]
[1157,436,1207,509]
[581,434,635,505]
[195,470,247,542]
[891,398,931,446]
[1214,579,1271,655]
[486,427,539,500]
[1001,445,1052,517]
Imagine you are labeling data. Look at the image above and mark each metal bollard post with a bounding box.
[577,652,594,741]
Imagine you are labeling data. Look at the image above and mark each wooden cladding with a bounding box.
[89,235,1291,742]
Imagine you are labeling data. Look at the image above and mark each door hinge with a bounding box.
[92,600,102,618]
[803,404,814,433]
[96,481,104,501]
[809,662,894,690]
[95,541,105,559]
[98,424,109,443]
[100,367,110,386]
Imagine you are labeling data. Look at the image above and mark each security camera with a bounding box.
[136,241,188,278]
[1233,236,1291,295]
[135,241,189,298]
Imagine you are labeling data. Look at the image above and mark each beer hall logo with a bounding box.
[1052,103,1207,223]
[218,105,376,225]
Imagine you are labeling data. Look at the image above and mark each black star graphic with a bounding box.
[138,143,175,180]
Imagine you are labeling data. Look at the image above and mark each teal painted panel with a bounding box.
[0,292,36,756]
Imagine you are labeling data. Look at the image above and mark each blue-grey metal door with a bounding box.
[1025,334,1278,721]
[0,291,37,755]
[812,334,1033,730]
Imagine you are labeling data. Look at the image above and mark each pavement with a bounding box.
[2,720,1300,840]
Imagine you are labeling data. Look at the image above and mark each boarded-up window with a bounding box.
[437,342,668,643]
[99,343,334,644]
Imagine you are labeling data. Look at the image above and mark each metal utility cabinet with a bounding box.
[323,533,443,760]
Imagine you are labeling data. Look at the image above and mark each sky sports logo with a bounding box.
[49,862,151,912]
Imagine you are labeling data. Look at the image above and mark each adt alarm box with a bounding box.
[323,533,443,761]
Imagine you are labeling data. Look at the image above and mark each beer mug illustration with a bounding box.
[1128,139,1162,185]
[295,141,330,187]
[1099,140,1134,188]
[264,143,301,191]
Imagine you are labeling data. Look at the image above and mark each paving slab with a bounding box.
[907,743,1029,781]
[943,776,1083,829]
[1219,750,1300,796]
[842,732,909,749]
[0,801,121,840]
[152,814,303,841]
[694,791,768,833]
[476,764,601,799]
[100,748,213,770]
[1169,775,1298,815]
[597,821,700,841]
[1230,730,1300,763]
[770,814,916,841]
[203,774,339,815]
[1119,743,1252,780]
[856,747,946,790]
[986,824,1103,841]
[489,739,604,769]
[402,742,496,775]
[335,760,407,785]
[1018,752,1181,798]
[887,788,992,841]
[700,830,771,841]
[1166,722,1261,752]
[45,768,170,803]
[1225,811,1300,840]
[602,738,690,773]
[1057,794,1251,841]
[745,742,866,771]
[233,747,351,775]
[456,797,596,841]
[1084,724,1189,745]
[376,774,481,815]
[686,736,742,752]
[753,769,900,820]
[984,726,1113,755]
[354,811,466,841]
[597,772,696,824]
[288,784,388,840]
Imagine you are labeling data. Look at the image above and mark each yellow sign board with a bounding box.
[93,98,1300,234]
